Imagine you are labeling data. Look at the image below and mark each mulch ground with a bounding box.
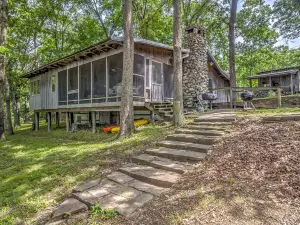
[67,117,300,224]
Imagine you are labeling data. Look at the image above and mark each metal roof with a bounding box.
[22,37,227,80]
[248,69,299,79]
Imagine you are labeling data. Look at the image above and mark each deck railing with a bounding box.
[208,86,293,108]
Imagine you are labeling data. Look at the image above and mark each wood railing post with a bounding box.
[277,88,282,108]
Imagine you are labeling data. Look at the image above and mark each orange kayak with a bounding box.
[103,125,120,133]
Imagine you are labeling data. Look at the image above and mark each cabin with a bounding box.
[248,66,300,94]
[23,30,229,132]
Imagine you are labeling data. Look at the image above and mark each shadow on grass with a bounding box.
[0,121,173,224]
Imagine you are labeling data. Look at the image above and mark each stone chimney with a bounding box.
[182,27,209,110]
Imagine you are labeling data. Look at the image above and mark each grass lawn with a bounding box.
[0,121,173,225]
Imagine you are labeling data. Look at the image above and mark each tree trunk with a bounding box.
[33,32,38,69]
[229,0,238,102]
[119,0,134,139]
[0,0,8,141]
[5,77,13,134]
[173,0,184,126]
[24,96,30,123]
[13,92,21,127]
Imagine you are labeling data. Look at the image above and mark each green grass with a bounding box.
[0,121,173,225]
[235,107,300,116]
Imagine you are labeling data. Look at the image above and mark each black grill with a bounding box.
[240,91,254,102]
[202,93,218,101]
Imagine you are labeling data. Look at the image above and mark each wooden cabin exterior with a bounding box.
[24,38,228,129]
[248,67,300,93]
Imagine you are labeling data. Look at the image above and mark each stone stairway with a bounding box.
[49,112,236,224]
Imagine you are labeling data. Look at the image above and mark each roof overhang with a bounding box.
[22,38,190,79]
[248,69,299,79]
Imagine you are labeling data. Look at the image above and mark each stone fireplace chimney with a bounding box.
[183,27,209,110]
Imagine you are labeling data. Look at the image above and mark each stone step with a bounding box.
[132,154,192,174]
[118,164,181,188]
[167,133,216,145]
[194,116,236,123]
[184,125,227,131]
[145,148,206,162]
[175,129,224,136]
[157,140,211,153]
[71,178,153,217]
[107,171,168,196]
[190,121,232,126]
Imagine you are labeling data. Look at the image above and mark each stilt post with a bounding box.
[47,112,52,132]
[56,112,60,128]
[35,112,40,131]
[66,112,70,132]
[92,111,96,134]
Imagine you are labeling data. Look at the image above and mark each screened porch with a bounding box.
[57,52,174,106]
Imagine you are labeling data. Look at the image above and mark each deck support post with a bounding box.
[249,79,252,88]
[66,112,70,132]
[56,112,60,128]
[290,73,294,94]
[277,88,282,108]
[70,112,75,125]
[34,112,40,131]
[92,111,96,134]
[88,112,92,127]
[47,112,52,132]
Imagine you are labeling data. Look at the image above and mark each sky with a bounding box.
[238,0,300,48]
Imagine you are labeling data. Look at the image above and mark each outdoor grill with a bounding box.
[202,93,218,110]
[240,91,254,101]
[240,90,255,110]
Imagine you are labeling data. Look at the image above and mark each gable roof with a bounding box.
[22,38,228,80]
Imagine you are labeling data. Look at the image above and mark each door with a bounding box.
[151,61,163,101]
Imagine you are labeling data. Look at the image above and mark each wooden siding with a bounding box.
[208,65,230,103]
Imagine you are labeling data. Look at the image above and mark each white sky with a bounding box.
[238,0,300,48]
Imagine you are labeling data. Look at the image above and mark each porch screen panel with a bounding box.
[58,70,67,105]
[133,54,145,100]
[68,66,78,104]
[146,59,149,88]
[152,61,163,101]
[108,53,123,102]
[79,62,91,104]
[163,64,173,99]
[92,58,106,103]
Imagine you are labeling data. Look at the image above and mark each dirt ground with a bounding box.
[67,117,300,225]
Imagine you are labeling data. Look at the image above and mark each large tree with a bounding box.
[0,0,8,141]
[119,0,134,139]
[273,0,300,40]
[228,0,237,95]
[173,0,184,126]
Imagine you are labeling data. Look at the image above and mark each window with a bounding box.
[208,78,213,93]
[58,70,67,105]
[36,80,40,95]
[79,63,91,104]
[92,58,106,103]
[163,64,173,99]
[52,74,56,92]
[108,53,123,102]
